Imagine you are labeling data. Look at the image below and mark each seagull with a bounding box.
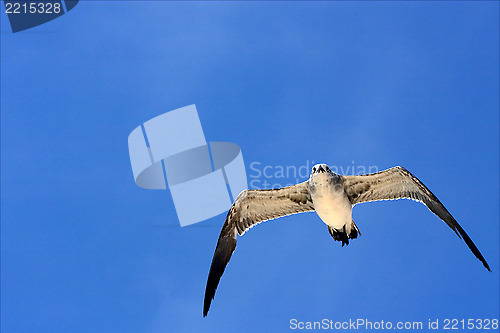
[203,164,491,316]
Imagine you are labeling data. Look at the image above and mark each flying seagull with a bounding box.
[203,164,490,316]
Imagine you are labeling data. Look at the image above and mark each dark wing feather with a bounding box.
[342,166,490,271]
[203,181,314,316]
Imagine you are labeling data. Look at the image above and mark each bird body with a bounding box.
[203,163,491,317]
[309,165,353,232]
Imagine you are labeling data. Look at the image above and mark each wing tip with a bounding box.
[203,224,238,317]
[203,279,217,317]
[203,268,220,317]
[203,304,209,317]
[480,256,491,272]
[452,223,491,272]
[203,291,212,317]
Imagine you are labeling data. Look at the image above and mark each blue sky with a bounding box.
[1,1,499,332]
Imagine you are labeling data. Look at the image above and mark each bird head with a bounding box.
[311,163,332,175]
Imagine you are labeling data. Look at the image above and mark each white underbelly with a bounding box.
[312,191,352,229]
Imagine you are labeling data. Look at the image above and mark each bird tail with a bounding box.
[327,220,361,247]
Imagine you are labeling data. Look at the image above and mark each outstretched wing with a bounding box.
[203,181,314,316]
[342,166,490,271]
